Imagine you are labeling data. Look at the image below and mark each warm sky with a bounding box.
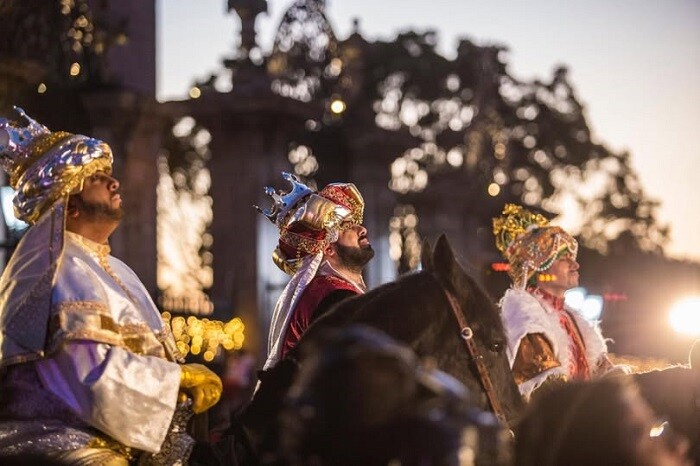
[158,0,700,262]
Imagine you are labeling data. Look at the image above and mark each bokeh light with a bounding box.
[163,313,246,361]
[564,287,586,310]
[189,86,201,99]
[330,98,346,114]
[668,297,700,336]
[580,295,603,321]
[565,287,603,321]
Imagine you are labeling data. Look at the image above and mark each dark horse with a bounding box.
[634,341,700,464]
[229,235,524,465]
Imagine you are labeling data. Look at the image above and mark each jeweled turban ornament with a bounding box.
[493,204,578,288]
[257,172,365,274]
[0,106,113,224]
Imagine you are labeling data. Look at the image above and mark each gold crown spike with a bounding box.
[256,172,314,226]
[492,203,550,254]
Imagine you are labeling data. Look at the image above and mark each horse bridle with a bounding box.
[440,284,509,426]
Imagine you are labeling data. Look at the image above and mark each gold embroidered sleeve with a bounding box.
[48,301,168,358]
[512,333,561,385]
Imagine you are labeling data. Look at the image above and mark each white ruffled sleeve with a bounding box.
[35,340,181,453]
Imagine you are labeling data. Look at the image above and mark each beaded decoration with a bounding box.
[493,204,578,288]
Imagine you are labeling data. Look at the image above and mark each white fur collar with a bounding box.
[499,288,608,399]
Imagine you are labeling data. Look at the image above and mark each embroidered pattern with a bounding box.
[51,301,167,358]
[493,204,578,288]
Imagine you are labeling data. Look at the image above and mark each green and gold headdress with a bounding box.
[493,204,578,288]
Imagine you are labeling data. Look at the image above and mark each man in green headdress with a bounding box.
[493,204,616,401]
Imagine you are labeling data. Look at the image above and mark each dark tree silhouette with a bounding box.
[0,0,128,110]
[263,5,668,265]
[336,31,667,257]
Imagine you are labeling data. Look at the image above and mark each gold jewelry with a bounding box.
[493,204,578,288]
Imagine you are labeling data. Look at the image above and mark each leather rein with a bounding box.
[440,285,509,426]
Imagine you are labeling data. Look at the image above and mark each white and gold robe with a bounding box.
[0,204,182,458]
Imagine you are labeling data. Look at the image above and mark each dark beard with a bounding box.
[334,242,375,272]
[75,197,124,222]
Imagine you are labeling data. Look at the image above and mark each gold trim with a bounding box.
[493,203,549,254]
[52,301,167,357]
[66,230,111,257]
[9,131,72,187]
[280,228,328,255]
[156,325,184,362]
[0,352,43,369]
[319,184,365,225]
[85,437,137,463]
[27,158,113,225]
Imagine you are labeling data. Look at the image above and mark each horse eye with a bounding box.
[490,342,503,353]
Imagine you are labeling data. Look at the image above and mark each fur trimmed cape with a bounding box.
[500,288,608,400]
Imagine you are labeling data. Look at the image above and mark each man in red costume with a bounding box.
[493,204,617,401]
[258,173,374,369]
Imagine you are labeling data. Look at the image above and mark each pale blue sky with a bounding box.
[158,0,700,261]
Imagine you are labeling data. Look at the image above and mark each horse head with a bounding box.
[280,325,511,466]
[421,234,524,424]
[422,234,507,354]
[235,233,525,465]
[634,340,700,464]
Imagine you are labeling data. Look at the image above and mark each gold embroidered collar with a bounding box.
[65,231,111,258]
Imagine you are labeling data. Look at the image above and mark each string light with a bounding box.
[162,312,245,360]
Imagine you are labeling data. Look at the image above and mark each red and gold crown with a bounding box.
[257,173,365,274]
[493,204,578,288]
[0,107,113,224]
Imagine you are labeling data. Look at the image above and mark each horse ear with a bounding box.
[690,340,700,370]
[421,238,433,271]
[432,234,457,285]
